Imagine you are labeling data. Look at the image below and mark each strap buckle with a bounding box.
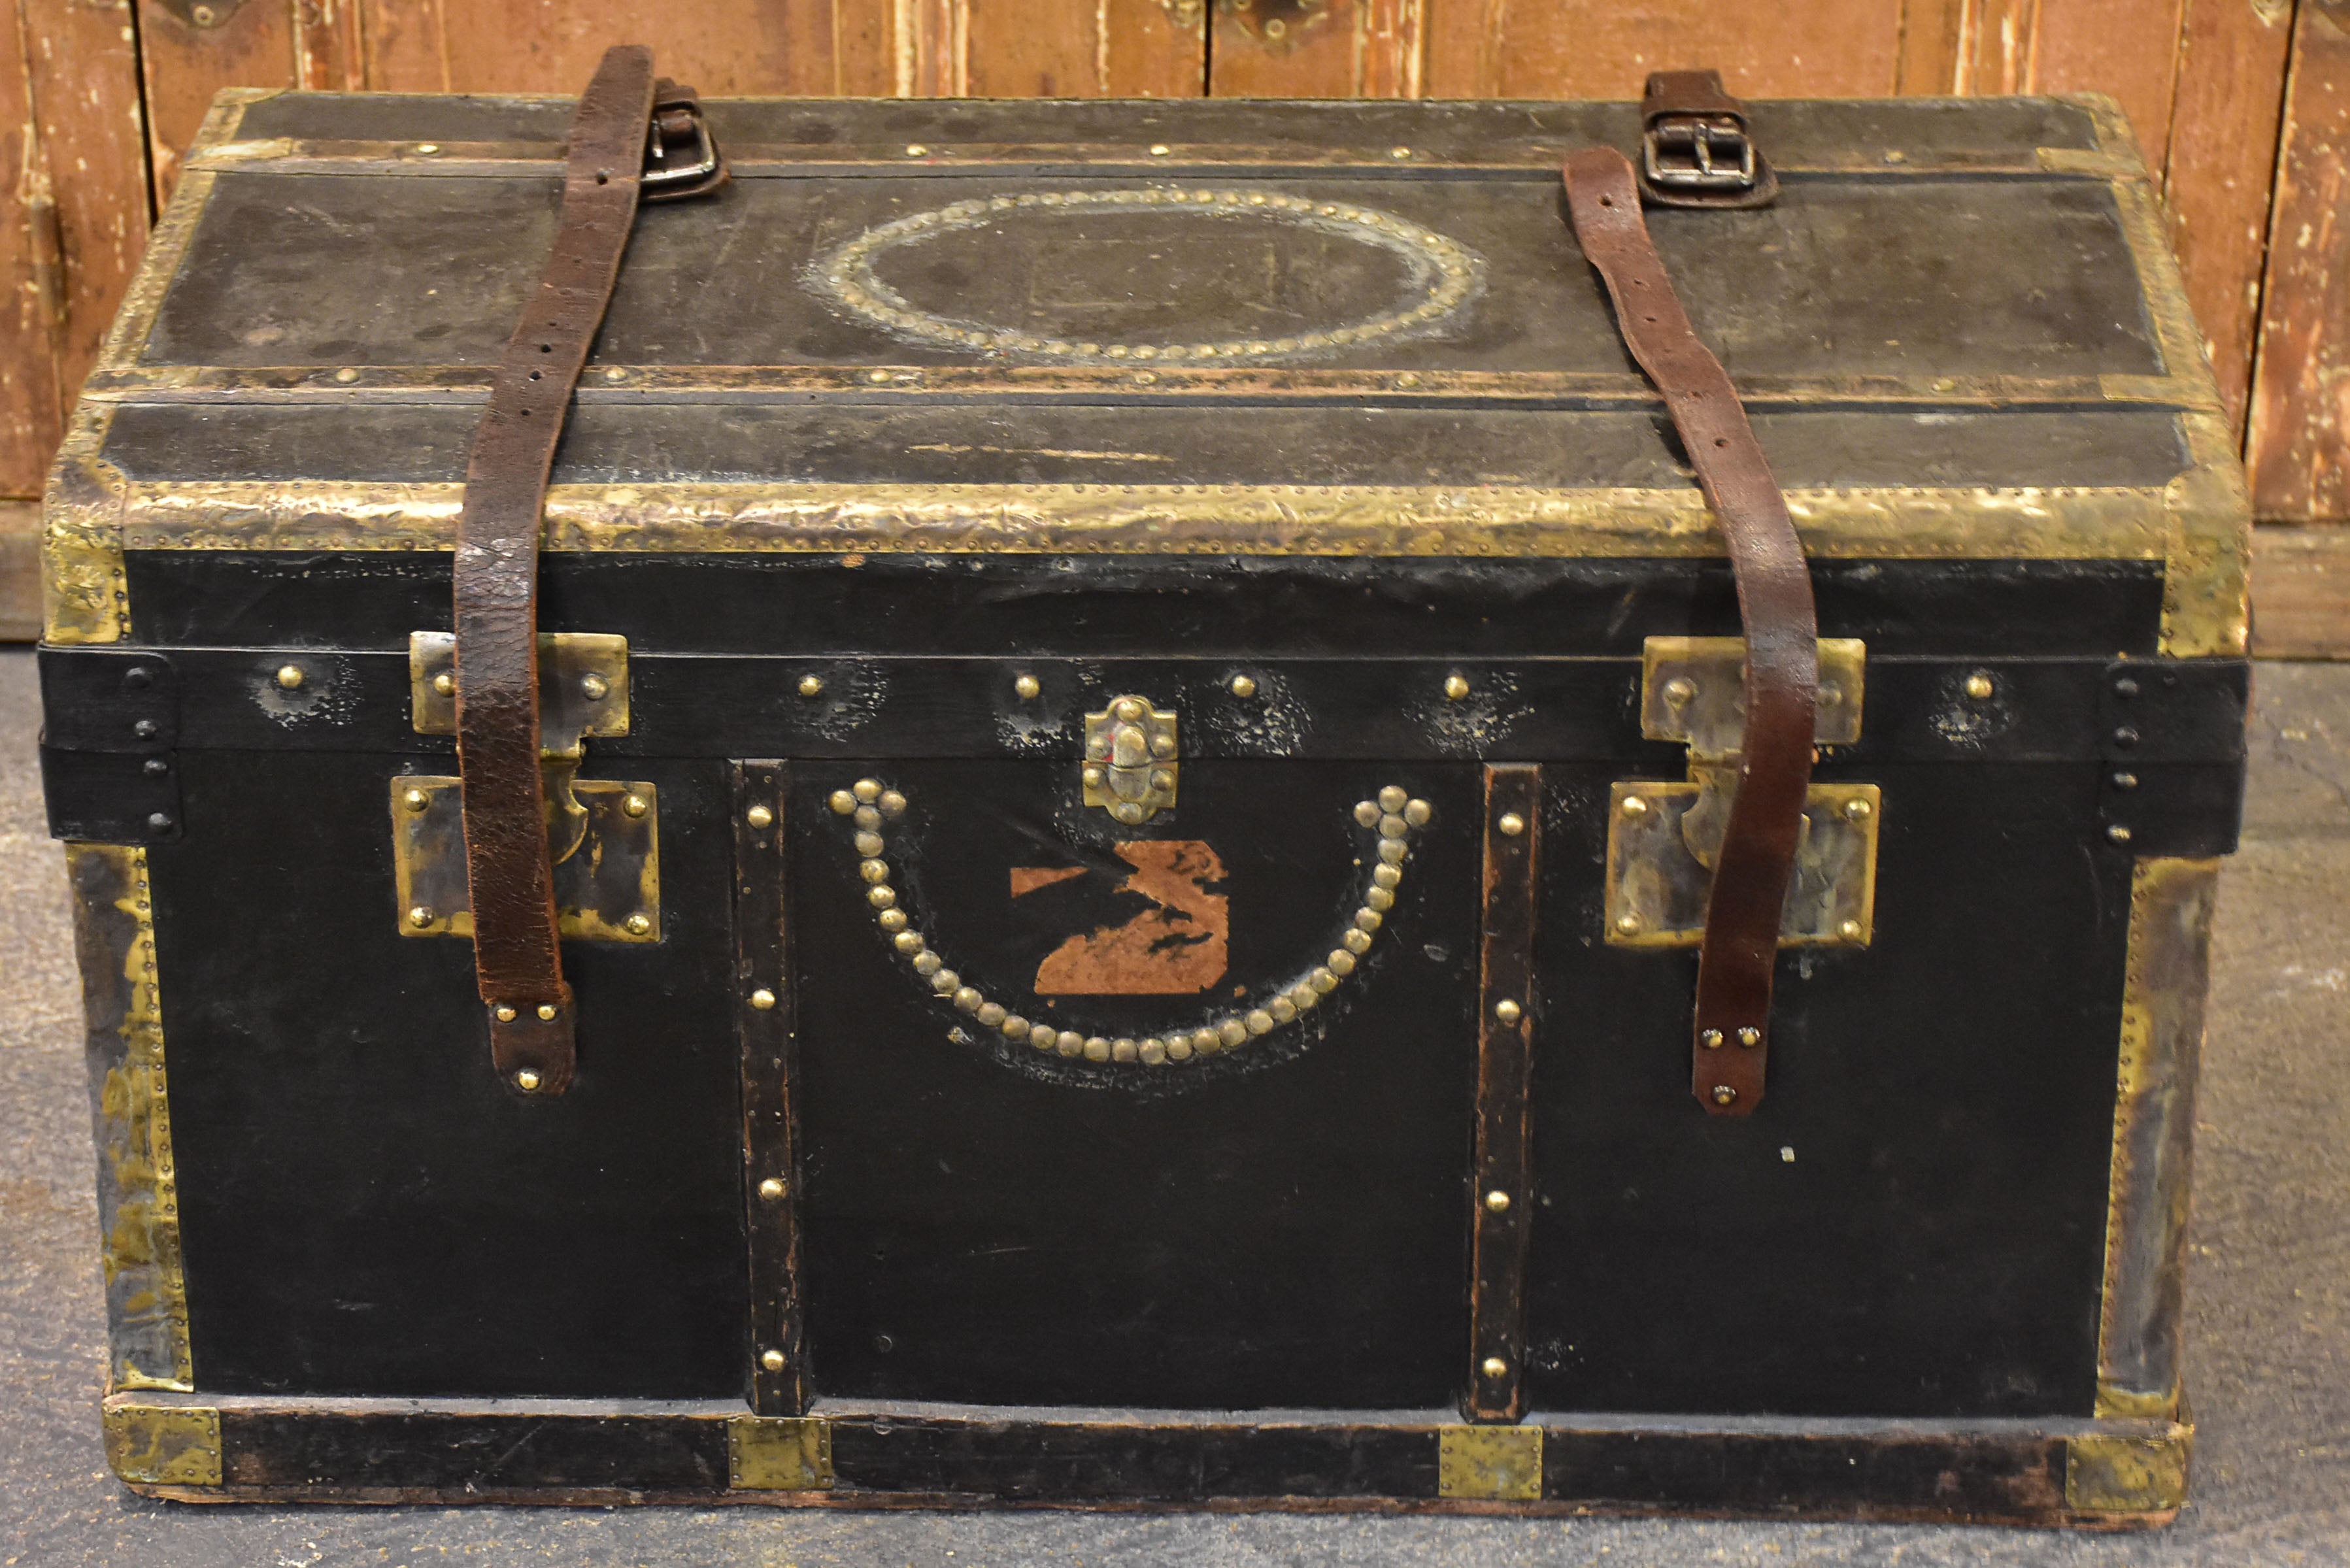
[1641,115,1757,193]
[643,83,728,201]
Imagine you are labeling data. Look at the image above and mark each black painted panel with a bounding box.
[790,759,1479,1409]
[155,750,747,1398]
[1524,760,2127,1418]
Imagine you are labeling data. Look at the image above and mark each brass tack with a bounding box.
[1615,912,1640,935]
[1485,1190,1511,1212]
[1838,919,1864,941]
[855,831,884,856]
[409,905,437,929]
[1245,1010,1275,1036]
[1481,1356,1507,1379]
[1842,797,1873,822]
[403,788,431,813]
[877,907,907,932]
[1083,765,1107,790]
[894,931,924,954]
[275,663,305,690]
[537,1003,557,1021]
[932,969,961,993]
[761,1348,787,1371]
[495,1005,516,1022]
[1379,839,1409,866]
[758,1177,786,1201]
[1269,997,1298,1024]
[1057,1031,1085,1056]
[750,988,777,1011]
[828,791,856,816]
[954,987,983,1013]
[1621,795,1649,818]
[1373,863,1403,890]
[1192,1027,1221,1054]
[913,951,941,975]
[867,885,897,909]
[1111,1038,1138,1063]
[1084,1037,1112,1061]
[1229,674,1258,698]
[1662,676,1698,707]
[1015,673,1041,699]
[1354,800,1380,826]
[1443,674,1470,701]
[1150,143,1171,156]
[1218,1018,1249,1047]
[331,366,359,382]
[1113,697,1145,722]
[860,858,890,883]
[1498,812,1526,837]
[905,144,928,157]
[1366,886,1394,912]
[1712,1085,1738,1106]
[1311,966,1340,993]
[624,913,652,937]
[580,673,610,700]
[879,791,907,818]
[1002,1013,1029,1038]
[1737,1026,1762,1047]
[798,674,825,697]
[515,1069,541,1091]
[978,1002,1007,1027]
[1403,799,1432,826]
[433,670,456,695]
[1494,999,1522,1025]
[2107,824,2134,844]
[1390,146,1413,159]
[1965,672,1995,699]
[623,793,649,818]
[1341,929,1373,956]
[854,805,881,829]
[1379,785,1408,813]
[1379,814,1409,840]
[413,142,439,155]
[1701,1027,1724,1049]
[603,367,628,382]
[747,804,775,828]
[1328,949,1358,976]
[853,779,881,802]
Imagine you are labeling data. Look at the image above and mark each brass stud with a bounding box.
[1113,697,1145,722]
[761,1348,787,1372]
[1354,800,1381,826]
[828,791,856,816]
[977,1001,1007,1028]
[1498,812,1526,837]
[854,805,881,829]
[1015,673,1041,699]
[331,365,359,382]
[275,663,305,690]
[1443,674,1470,701]
[495,1004,517,1022]
[894,930,924,954]
[877,907,907,932]
[623,793,649,818]
[1084,1037,1111,1061]
[750,988,777,1011]
[853,779,882,803]
[1390,145,1413,159]
[624,913,652,937]
[1485,1190,1511,1212]
[413,142,439,155]
[1621,795,1649,818]
[860,858,891,883]
[409,905,437,928]
[1373,863,1402,890]
[2107,824,2134,844]
[603,367,628,382]
[1481,1356,1507,1379]
[1711,1085,1738,1106]
[1403,798,1432,826]
[433,670,456,695]
[1366,886,1395,912]
[798,675,824,697]
[580,673,610,700]
[747,804,775,828]
[1494,999,1522,1025]
[879,791,907,818]
[757,1177,786,1201]
[1662,676,1698,708]
[905,144,928,157]
[1229,674,1258,699]
[1842,797,1873,822]
[913,952,941,976]
[1327,949,1357,976]
[954,987,983,1012]
[1083,765,1107,791]
[932,969,961,994]
[1838,919,1864,941]
[1737,1026,1762,1047]
[515,1069,541,1091]
[867,885,897,909]
[1700,1027,1724,1049]
[1379,813,1409,840]
[1245,1009,1275,1036]
[1342,928,1373,955]
[537,1003,557,1021]
[855,831,884,856]
[403,788,431,813]
[1964,672,1995,700]
[1149,143,1171,156]
[1614,912,1640,935]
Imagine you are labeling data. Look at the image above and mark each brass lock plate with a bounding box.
[1605,779,1881,948]
[1642,635,1868,758]
[409,631,629,744]
[1083,695,1178,823]
[392,776,661,942]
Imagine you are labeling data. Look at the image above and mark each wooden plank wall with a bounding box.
[2,0,2345,648]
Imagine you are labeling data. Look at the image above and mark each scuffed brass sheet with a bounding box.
[391,776,661,944]
[1605,780,1881,949]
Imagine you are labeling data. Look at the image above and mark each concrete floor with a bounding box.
[2,648,2345,1567]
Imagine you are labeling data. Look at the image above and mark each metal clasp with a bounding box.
[1605,636,1879,948]
[1083,695,1178,824]
[1641,115,1758,193]
[643,92,726,201]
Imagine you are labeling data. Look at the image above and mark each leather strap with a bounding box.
[1639,68,1778,209]
[454,46,718,1094]
[1560,146,1817,1117]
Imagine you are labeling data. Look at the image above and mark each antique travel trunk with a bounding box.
[43,66,2247,1526]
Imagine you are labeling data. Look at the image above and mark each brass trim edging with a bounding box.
[102,1399,221,1487]
[1437,1424,1543,1500]
[69,845,192,1392]
[44,403,130,645]
[2096,858,2219,1422]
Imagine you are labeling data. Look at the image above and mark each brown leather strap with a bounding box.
[1639,68,1778,209]
[454,46,707,1095]
[1561,146,1817,1117]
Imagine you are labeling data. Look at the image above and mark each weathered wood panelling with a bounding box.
[2249,0,2350,525]
[0,0,63,496]
[1420,0,1905,99]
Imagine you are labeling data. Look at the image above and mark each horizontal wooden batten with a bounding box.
[100,1392,2192,1524]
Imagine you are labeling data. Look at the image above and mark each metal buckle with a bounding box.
[643,100,724,200]
[1641,114,1758,192]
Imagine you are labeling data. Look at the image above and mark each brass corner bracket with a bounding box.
[2066,1426,2192,1514]
[102,1401,222,1488]
[728,1415,833,1491]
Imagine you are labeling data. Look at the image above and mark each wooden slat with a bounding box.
[2251,525,2350,657]
[21,0,151,459]
[136,0,300,207]
[1903,0,2190,168]
[966,0,1204,97]
[1424,0,1904,99]
[1210,0,1422,99]
[2249,0,2350,524]
[0,0,65,494]
[362,1,852,94]
[2160,0,2296,432]
[0,499,42,637]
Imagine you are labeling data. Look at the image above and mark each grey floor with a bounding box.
[3,648,2345,1567]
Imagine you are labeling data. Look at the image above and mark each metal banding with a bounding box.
[808,189,1482,365]
[834,777,1431,1071]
